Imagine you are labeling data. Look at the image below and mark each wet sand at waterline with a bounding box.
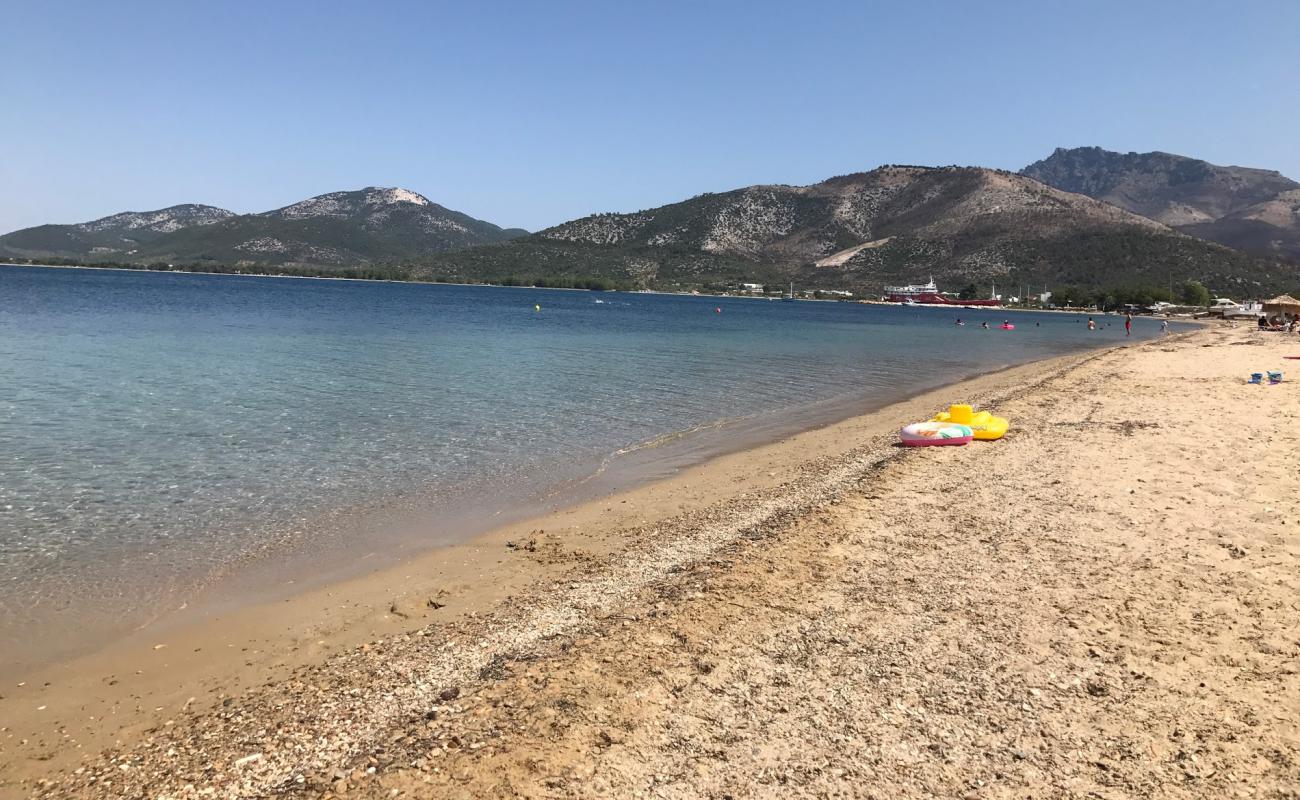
[5,325,1299,798]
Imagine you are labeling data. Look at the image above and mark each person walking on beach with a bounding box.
[1125,312,1133,337]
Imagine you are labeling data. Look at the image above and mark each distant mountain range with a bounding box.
[4,150,1299,294]
[416,165,1291,294]
[1022,146,1300,263]
[0,187,527,266]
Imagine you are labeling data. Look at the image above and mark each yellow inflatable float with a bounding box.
[931,404,1009,441]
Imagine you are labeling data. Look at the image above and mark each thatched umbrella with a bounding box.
[1263,295,1300,315]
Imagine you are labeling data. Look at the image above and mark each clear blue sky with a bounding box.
[3,0,1297,234]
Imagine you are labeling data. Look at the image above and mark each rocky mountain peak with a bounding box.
[265,187,435,220]
[1023,146,1300,261]
[0,187,522,266]
[364,187,431,207]
[75,204,235,235]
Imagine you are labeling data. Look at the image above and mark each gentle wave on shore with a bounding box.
[0,265,1175,671]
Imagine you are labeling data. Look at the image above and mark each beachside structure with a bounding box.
[1263,295,1300,318]
[1210,298,1265,319]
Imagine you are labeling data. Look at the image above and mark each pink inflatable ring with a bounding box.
[899,421,974,447]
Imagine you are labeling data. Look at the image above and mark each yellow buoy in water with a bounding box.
[534,304,541,312]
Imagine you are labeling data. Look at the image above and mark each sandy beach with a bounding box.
[3,323,1298,798]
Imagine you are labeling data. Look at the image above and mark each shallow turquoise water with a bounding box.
[0,265,1173,668]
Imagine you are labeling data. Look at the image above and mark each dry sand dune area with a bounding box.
[8,324,1300,798]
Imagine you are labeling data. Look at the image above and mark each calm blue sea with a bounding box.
[0,265,1174,668]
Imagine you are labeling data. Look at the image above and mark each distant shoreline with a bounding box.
[0,261,702,297]
[0,260,530,290]
[0,262,1157,313]
[0,261,851,302]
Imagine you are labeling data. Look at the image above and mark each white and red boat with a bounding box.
[883,278,1000,306]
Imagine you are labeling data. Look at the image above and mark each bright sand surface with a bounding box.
[3,324,1298,798]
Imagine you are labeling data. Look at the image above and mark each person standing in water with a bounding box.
[1161,319,1169,335]
[1125,312,1133,336]
[1087,317,1096,331]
